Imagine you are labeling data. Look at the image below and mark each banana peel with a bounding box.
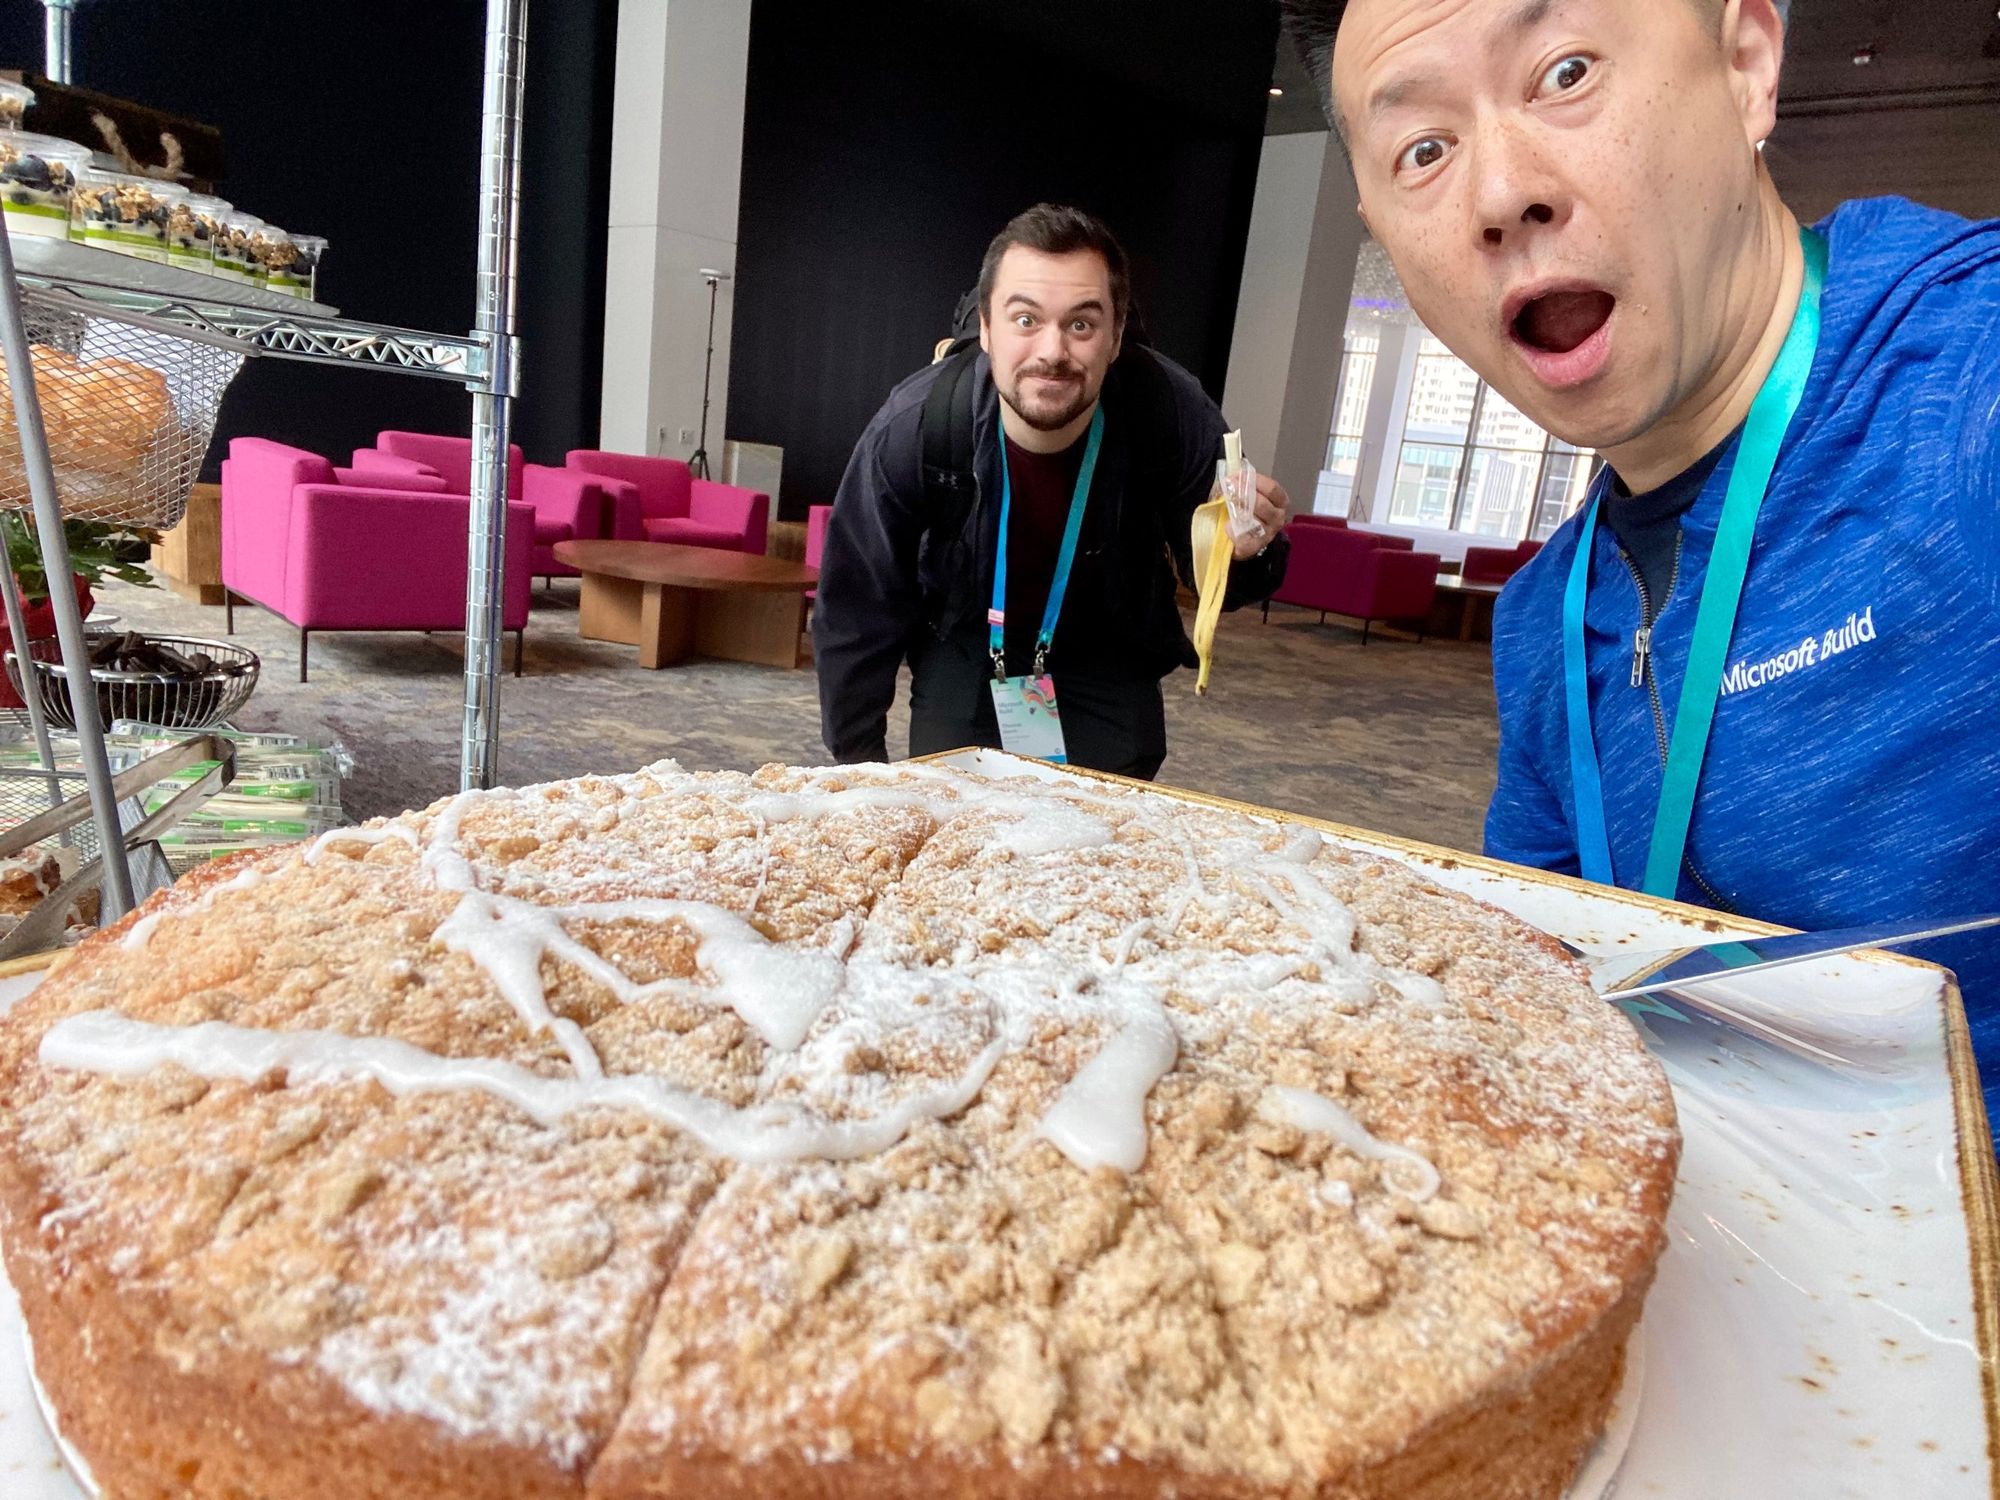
[1191,430,1246,696]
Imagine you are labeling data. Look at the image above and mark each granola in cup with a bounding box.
[289,232,326,301]
[213,209,263,283]
[72,167,186,262]
[168,192,230,272]
[0,81,35,131]
[250,222,309,297]
[0,130,88,240]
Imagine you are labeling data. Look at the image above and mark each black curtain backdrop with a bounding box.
[728,0,1281,521]
[0,0,617,475]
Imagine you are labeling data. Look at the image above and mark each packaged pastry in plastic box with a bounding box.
[71,167,186,262]
[0,131,88,241]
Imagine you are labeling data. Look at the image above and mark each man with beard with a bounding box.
[1287,0,2000,1120]
[814,203,1291,778]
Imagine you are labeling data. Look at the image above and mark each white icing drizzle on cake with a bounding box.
[47,764,1450,1184]
[39,1009,1008,1167]
[1034,1001,1179,1172]
[303,821,421,865]
[1273,1085,1442,1202]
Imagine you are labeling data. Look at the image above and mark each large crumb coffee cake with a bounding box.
[0,761,1679,1500]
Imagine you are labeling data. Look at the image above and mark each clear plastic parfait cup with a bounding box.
[0,130,89,241]
[72,167,187,263]
[251,223,309,297]
[0,80,36,131]
[169,192,230,273]
[289,233,327,301]
[214,210,264,284]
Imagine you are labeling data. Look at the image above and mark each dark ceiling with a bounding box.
[1263,0,2000,136]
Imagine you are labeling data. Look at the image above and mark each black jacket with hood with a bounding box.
[813,345,1289,765]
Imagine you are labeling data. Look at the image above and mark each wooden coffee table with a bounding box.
[555,540,818,669]
[1432,574,1506,642]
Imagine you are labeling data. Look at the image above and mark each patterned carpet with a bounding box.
[91,574,1503,853]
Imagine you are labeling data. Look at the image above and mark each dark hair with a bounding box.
[977,204,1131,332]
[1281,0,1346,136]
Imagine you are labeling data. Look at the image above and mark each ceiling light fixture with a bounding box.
[1269,85,1284,96]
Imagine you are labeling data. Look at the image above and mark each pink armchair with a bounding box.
[804,503,831,604]
[1461,540,1544,584]
[1262,522,1441,643]
[564,449,770,555]
[221,438,533,681]
[1288,513,1349,529]
[364,431,618,583]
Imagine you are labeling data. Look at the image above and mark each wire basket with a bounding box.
[0,761,103,864]
[8,635,259,731]
[0,296,245,530]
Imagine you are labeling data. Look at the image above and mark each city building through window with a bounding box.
[1316,243,1598,546]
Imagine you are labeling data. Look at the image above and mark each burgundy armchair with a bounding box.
[1461,539,1545,584]
[564,449,770,555]
[804,503,832,604]
[363,430,618,583]
[221,438,533,681]
[1351,529,1415,550]
[1288,513,1349,530]
[1262,522,1442,643]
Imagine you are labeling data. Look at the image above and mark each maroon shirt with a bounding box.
[1000,431,1089,673]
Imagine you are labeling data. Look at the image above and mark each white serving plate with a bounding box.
[1,751,1991,1497]
[11,234,339,318]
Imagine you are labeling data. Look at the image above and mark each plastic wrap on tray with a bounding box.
[105,723,349,873]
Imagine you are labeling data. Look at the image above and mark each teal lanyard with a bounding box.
[990,402,1104,681]
[1563,227,1826,897]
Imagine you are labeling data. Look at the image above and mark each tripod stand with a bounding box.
[688,268,730,479]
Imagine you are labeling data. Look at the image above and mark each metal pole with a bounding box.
[460,0,527,792]
[0,224,133,915]
[0,542,68,825]
[689,273,721,481]
[42,0,75,86]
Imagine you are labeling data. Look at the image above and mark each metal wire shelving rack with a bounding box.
[0,0,529,923]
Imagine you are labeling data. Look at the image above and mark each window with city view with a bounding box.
[1318,330,1376,517]
[1326,242,1601,544]
[1386,337,1595,541]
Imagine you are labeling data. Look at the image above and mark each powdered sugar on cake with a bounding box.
[0,760,1680,1496]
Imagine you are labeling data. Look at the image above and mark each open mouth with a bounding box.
[1511,289,1616,355]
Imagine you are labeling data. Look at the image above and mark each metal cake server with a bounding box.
[1577,913,2000,1000]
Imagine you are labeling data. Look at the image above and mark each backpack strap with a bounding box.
[921,347,980,519]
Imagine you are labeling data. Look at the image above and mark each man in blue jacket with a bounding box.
[1287,0,2000,1117]
[814,204,1291,777]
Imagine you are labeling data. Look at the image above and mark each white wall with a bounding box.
[1222,134,1326,478]
[600,0,753,460]
[1221,133,1365,514]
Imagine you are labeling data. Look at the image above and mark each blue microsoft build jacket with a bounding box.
[1486,197,2000,1118]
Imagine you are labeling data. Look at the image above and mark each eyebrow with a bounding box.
[1363,0,1560,126]
[1003,293,1107,316]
